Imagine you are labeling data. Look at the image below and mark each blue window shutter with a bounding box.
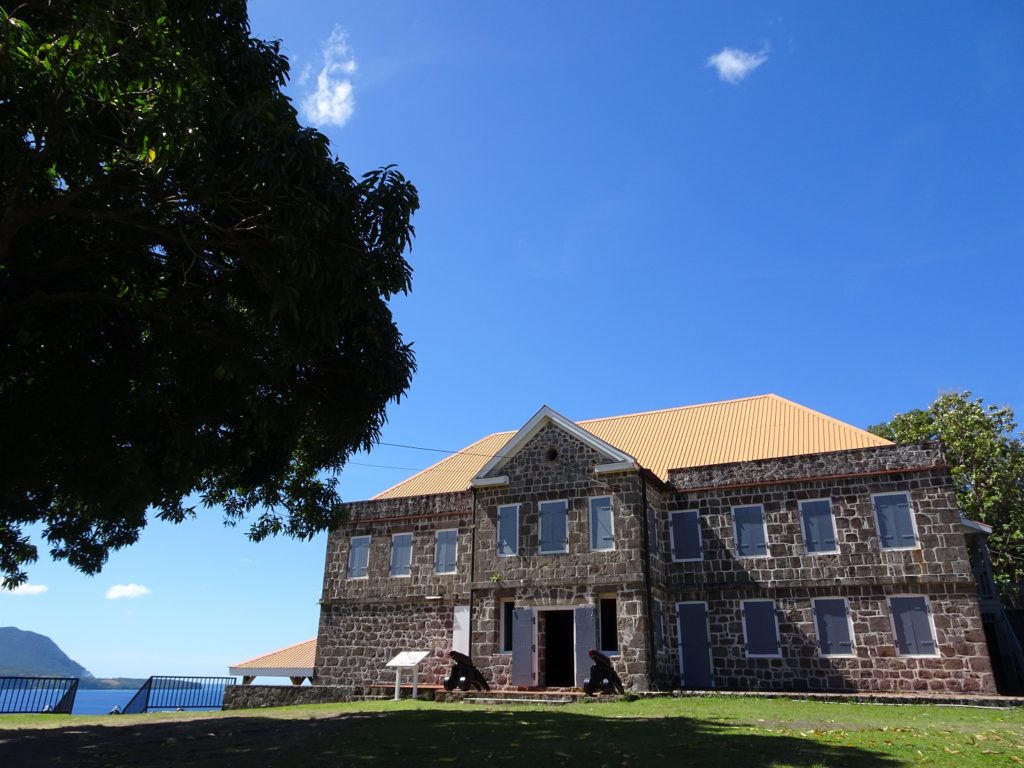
[540,501,567,552]
[814,599,852,655]
[590,497,614,550]
[891,596,935,654]
[349,536,369,578]
[672,511,702,560]
[497,506,517,555]
[653,600,665,651]
[875,494,916,548]
[735,506,767,557]
[802,500,836,553]
[435,531,457,573]
[743,601,779,656]
[540,504,553,551]
[390,534,411,576]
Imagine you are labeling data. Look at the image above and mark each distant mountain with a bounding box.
[0,626,92,678]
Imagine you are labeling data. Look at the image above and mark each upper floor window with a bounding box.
[670,510,703,562]
[733,504,769,557]
[434,529,458,574]
[741,599,781,658]
[348,535,370,579]
[872,492,918,550]
[647,505,659,554]
[497,504,519,556]
[390,533,413,577]
[589,496,615,551]
[653,598,666,652]
[812,598,855,656]
[889,595,938,656]
[539,500,568,554]
[800,499,838,554]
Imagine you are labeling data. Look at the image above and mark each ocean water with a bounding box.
[0,687,224,715]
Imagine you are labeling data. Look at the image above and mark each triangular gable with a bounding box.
[471,405,636,487]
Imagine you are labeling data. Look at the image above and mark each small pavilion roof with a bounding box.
[228,638,316,678]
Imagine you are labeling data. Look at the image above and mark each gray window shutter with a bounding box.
[390,534,412,576]
[540,502,567,552]
[540,505,553,551]
[735,506,767,557]
[672,511,702,560]
[891,596,935,654]
[875,494,916,548]
[802,500,836,553]
[590,498,614,550]
[435,531,457,573]
[653,600,665,651]
[677,603,713,688]
[497,506,517,555]
[574,606,597,688]
[511,608,536,686]
[814,599,852,655]
[349,537,369,578]
[743,601,780,656]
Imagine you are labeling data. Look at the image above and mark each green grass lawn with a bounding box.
[1,696,1023,767]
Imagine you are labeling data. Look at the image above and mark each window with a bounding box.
[497,504,519,556]
[653,598,665,652]
[733,505,768,557]
[812,598,855,656]
[873,493,918,549]
[589,496,615,551]
[499,599,516,653]
[539,500,568,554]
[741,600,781,657]
[800,499,838,554]
[889,596,938,656]
[670,510,703,561]
[390,533,412,577]
[434,529,458,574]
[348,535,370,579]
[647,505,659,554]
[599,597,618,653]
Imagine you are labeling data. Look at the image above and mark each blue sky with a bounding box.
[2,1,1021,678]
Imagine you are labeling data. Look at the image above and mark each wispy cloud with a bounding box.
[707,46,769,84]
[302,26,357,127]
[4,583,48,596]
[105,583,151,600]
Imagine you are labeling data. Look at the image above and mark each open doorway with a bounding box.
[541,610,575,686]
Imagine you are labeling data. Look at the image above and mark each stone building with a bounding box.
[314,394,997,694]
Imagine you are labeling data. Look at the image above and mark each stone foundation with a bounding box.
[223,684,354,710]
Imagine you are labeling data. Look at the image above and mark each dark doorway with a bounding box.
[543,610,575,686]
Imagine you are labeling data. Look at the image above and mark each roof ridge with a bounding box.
[770,394,889,440]
[577,393,778,425]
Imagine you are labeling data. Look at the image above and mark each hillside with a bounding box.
[0,626,92,678]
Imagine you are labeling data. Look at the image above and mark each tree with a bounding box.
[869,392,1024,596]
[0,1,419,587]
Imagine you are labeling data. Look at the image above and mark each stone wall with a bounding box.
[223,684,353,710]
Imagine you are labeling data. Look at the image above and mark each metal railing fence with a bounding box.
[0,677,78,714]
[122,676,236,713]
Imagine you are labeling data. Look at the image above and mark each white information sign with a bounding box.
[385,650,430,700]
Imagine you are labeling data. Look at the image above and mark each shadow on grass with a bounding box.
[0,707,899,768]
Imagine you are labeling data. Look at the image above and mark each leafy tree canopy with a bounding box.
[0,1,419,587]
[869,392,1024,593]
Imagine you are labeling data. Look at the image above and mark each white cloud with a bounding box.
[4,583,48,596]
[105,583,151,600]
[707,46,769,84]
[302,27,357,127]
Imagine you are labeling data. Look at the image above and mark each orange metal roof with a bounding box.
[229,638,316,671]
[373,394,891,500]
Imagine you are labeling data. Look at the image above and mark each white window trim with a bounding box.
[669,509,703,562]
[811,597,857,658]
[799,497,840,556]
[871,491,921,551]
[732,504,770,559]
[497,503,520,557]
[434,528,459,574]
[389,532,413,578]
[538,499,569,554]
[589,495,616,552]
[887,594,940,658]
[498,598,515,654]
[347,535,371,580]
[740,599,782,659]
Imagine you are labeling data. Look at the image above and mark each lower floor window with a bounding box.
[890,595,938,656]
[741,600,781,657]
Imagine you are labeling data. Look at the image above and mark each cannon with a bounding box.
[583,649,624,695]
[443,650,491,692]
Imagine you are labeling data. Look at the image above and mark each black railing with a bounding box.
[122,676,236,714]
[0,677,79,714]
